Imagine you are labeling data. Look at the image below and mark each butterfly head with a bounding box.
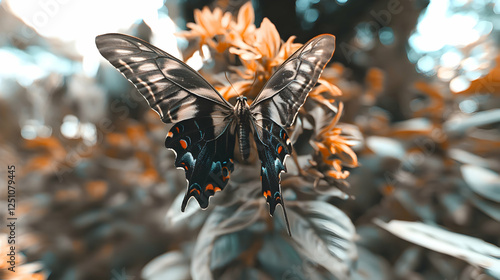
[234,95,251,123]
[235,96,250,113]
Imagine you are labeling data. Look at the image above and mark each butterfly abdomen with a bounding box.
[238,122,251,160]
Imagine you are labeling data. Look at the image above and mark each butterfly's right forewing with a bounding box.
[250,35,335,127]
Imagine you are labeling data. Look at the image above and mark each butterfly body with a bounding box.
[96,33,335,234]
[234,96,253,161]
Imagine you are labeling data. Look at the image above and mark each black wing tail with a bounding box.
[253,118,292,235]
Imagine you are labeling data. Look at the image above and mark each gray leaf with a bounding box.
[461,165,500,203]
[210,231,254,271]
[141,251,190,280]
[376,220,500,277]
[444,109,500,135]
[366,136,406,160]
[165,192,201,226]
[191,200,263,280]
[287,201,357,280]
[352,246,393,280]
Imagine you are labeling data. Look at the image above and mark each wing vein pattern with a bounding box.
[96,33,233,124]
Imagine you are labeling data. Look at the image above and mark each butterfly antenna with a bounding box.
[225,71,241,98]
[250,71,258,88]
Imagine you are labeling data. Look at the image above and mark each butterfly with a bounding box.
[96,33,335,234]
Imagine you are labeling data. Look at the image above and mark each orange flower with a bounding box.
[85,180,108,200]
[178,2,259,58]
[229,2,256,42]
[231,58,265,81]
[22,137,69,175]
[309,78,343,112]
[312,63,364,102]
[230,18,280,61]
[178,6,232,55]
[270,35,303,68]
[1,234,46,279]
[456,55,500,96]
[230,18,302,89]
[313,103,358,179]
[178,3,306,102]
[364,68,385,104]
[216,79,254,100]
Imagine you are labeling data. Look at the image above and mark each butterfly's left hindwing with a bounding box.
[165,117,235,211]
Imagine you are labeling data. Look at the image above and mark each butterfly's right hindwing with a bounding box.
[252,119,292,213]
[95,33,233,123]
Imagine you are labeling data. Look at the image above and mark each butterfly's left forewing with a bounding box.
[250,35,335,233]
[95,33,233,124]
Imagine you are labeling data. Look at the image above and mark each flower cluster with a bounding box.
[178,2,358,182]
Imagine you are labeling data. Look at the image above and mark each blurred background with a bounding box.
[1,0,500,279]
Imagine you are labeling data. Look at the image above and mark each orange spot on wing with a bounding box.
[214,187,222,192]
[180,139,188,149]
[175,127,180,133]
[167,131,173,138]
[277,145,283,154]
[263,190,271,199]
[189,188,200,195]
[222,166,230,182]
[205,184,214,191]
